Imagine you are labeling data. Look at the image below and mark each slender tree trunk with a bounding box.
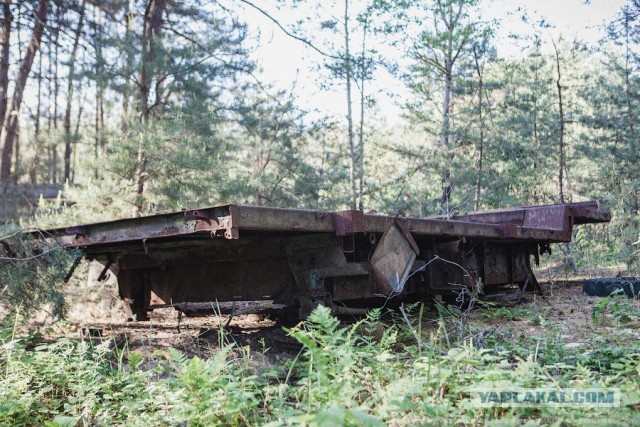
[439,8,454,210]
[52,6,59,130]
[94,0,104,162]
[0,0,48,182]
[12,119,17,182]
[440,60,453,209]
[122,0,133,130]
[71,86,85,183]
[46,21,52,132]
[63,0,85,182]
[624,12,635,141]
[46,21,53,181]
[552,40,565,204]
[532,47,540,203]
[138,0,165,122]
[153,24,165,115]
[472,46,483,211]
[51,4,61,183]
[343,0,357,210]
[0,0,11,134]
[357,8,370,212]
[441,71,452,148]
[31,49,42,183]
[623,11,638,214]
[133,134,147,216]
[134,0,165,217]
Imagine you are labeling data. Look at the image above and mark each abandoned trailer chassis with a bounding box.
[48,201,610,319]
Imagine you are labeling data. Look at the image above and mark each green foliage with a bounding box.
[285,305,397,422]
[591,294,640,325]
[161,347,261,425]
[0,226,80,318]
[1,305,640,425]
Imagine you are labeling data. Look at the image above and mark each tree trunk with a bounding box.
[552,40,565,204]
[0,0,11,134]
[133,134,147,217]
[31,49,42,183]
[0,0,48,182]
[624,11,635,141]
[46,20,53,181]
[94,0,104,164]
[63,0,86,182]
[472,46,483,211]
[71,87,85,183]
[51,4,61,183]
[440,60,453,209]
[623,11,638,214]
[134,0,165,217]
[344,0,357,210]
[52,5,59,130]
[531,44,540,203]
[12,119,18,183]
[122,0,133,130]
[357,8,370,212]
[137,0,166,122]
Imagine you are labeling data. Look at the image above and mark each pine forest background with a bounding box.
[0,0,639,271]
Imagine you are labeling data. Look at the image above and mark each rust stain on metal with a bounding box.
[332,210,365,236]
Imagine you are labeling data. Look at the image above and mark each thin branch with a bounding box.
[235,0,340,60]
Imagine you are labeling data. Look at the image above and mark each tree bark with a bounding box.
[0,0,48,182]
[133,134,147,217]
[437,1,468,210]
[344,0,357,210]
[51,4,61,183]
[0,1,11,135]
[357,6,370,212]
[122,0,133,131]
[63,0,85,182]
[623,10,638,214]
[624,10,635,141]
[531,41,540,203]
[31,49,42,183]
[46,17,53,181]
[138,0,166,122]
[552,39,565,204]
[71,86,85,183]
[472,45,484,211]
[134,0,165,217]
[94,0,104,162]
[52,5,59,130]
[439,58,453,210]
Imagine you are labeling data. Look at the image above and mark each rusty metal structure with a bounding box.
[48,201,610,319]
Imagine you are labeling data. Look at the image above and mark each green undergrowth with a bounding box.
[1,305,640,426]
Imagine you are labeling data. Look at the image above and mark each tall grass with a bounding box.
[1,304,639,426]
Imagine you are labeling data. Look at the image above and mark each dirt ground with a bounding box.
[10,262,640,363]
[466,264,640,352]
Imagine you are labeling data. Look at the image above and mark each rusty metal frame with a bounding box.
[45,201,610,319]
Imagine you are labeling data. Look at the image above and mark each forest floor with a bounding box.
[4,263,640,425]
[13,263,638,367]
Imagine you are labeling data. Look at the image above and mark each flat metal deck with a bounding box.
[46,201,610,252]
